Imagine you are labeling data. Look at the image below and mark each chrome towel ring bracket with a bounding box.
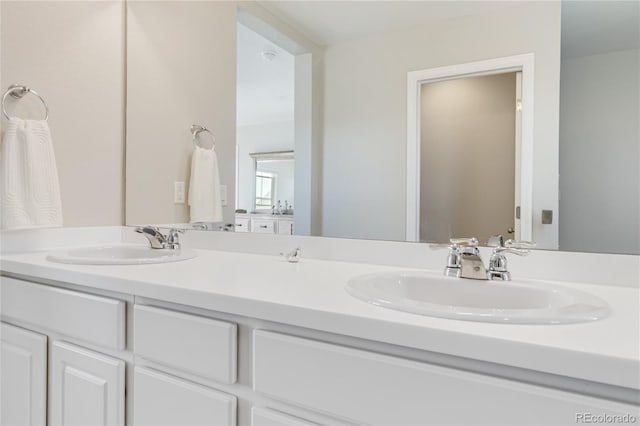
[1,84,49,121]
[190,124,215,149]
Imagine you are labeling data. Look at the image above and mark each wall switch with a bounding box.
[220,185,228,206]
[174,181,185,204]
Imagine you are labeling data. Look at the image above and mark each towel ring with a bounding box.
[190,124,215,149]
[2,84,49,121]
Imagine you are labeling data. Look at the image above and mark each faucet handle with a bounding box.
[488,240,535,281]
[505,239,536,250]
[492,239,535,259]
[488,236,535,255]
[165,228,185,249]
[135,225,159,234]
[449,237,478,247]
[494,240,535,255]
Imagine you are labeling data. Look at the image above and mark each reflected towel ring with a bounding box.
[190,124,215,149]
[1,84,49,121]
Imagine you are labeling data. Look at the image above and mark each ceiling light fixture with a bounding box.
[261,49,278,62]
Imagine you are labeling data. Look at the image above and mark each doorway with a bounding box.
[406,54,535,244]
[419,72,519,244]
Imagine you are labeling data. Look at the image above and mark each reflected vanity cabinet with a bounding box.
[235,214,294,235]
[1,276,638,426]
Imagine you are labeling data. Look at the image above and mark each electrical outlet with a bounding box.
[174,181,185,204]
[220,185,228,206]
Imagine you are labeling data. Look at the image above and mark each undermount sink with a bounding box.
[346,272,610,324]
[46,244,197,265]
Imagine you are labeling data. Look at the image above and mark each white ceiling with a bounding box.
[238,1,520,126]
[236,23,295,127]
[237,1,639,126]
[258,1,519,46]
[561,0,640,58]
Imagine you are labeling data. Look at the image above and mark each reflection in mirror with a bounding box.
[125,1,639,254]
[235,22,296,232]
[250,151,294,214]
[559,1,639,255]
[418,72,518,245]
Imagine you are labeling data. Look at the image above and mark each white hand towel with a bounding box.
[188,145,223,223]
[1,118,63,230]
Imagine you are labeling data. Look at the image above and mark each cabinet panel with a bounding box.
[0,322,47,426]
[1,277,126,350]
[251,407,317,426]
[234,218,250,232]
[50,341,125,426]
[251,219,276,234]
[277,220,294,235]
[134,304,237,384]
[254,330,639,425]
[134,367,236,426]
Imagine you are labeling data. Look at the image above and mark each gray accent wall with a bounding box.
[559,49,640,255]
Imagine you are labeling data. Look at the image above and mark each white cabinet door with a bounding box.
[50,341,125,426]
[134,367,236,426]
[0,322,47,426]
[277,220,294,235]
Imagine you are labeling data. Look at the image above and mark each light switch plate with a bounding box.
[220,185,228,206]
[174,181,185,204]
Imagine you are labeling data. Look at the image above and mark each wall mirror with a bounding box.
[125,0,639,255]
[248,151,294,214]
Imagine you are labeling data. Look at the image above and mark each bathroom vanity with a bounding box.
[235,214,295,235]
[1,228,638,426]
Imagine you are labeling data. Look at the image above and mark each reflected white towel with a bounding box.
[1,118,63,230]
[188,145,223,223]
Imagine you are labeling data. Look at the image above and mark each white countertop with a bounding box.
[1,247,639,390]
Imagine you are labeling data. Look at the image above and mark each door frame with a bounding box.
[406,53,535,242]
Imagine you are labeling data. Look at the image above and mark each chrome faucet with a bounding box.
[444,236,534,281]
[444,237,487,280]
[135,226,184,250]
[280,247,301,263]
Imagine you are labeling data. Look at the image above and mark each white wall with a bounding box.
[0,1,124,227]
[559,49,640,255]
[236,120,294,211]
[321,2,561,245]
[126,1,237,226]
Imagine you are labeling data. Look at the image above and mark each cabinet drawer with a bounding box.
[0,277,125,350]
[277,220,294,235]
[134,305,237,384]
[251,407,317,426]
[253,331,637,425]
[235,218,249,232]
[251,219,276,234]
[134,367,236,426]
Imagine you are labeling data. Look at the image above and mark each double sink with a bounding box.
[46,243,610,325]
